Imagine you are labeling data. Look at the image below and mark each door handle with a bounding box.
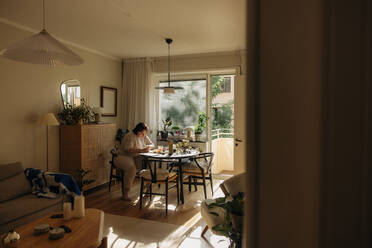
[235,138,243,147]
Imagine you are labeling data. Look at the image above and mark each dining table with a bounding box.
[138,149,200,204]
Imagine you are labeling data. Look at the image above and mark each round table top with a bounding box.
[139,150,199,159]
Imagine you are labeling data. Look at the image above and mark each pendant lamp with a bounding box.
[155,38,183,94]
[0,0,84,66]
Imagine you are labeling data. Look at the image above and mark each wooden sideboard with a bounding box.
[60,124,116,190]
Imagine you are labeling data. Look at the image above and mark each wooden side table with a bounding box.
[14,208,105,248]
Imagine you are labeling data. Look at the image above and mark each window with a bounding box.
[222,77,231,93]
[159,79,206,134]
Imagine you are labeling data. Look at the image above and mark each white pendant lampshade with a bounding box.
[0,0,84,66]
[0,29,84,66]
[164,87,175,94]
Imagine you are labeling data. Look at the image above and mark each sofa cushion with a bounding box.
[221,172,247,196]
[0,172,31,203]
[0,162,23,181]
[0,194,61,225]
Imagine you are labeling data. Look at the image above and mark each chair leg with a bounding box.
[139,178,144,209]
[150,184,153,201]
[202,172,207,199]
[176,178,180,204]
[188,176,192,192]
[108,165,114,192]
[121,170,125,196]
[201,225,209,238]
[193,177,197,191]
[209,173,214,196]
[165,180,169,214]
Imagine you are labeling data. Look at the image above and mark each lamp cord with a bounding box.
[42,0,46,29]
[168,42,170,87]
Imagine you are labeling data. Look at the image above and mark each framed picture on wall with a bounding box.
[100,86,117,116]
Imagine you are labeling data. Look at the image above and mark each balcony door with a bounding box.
[210,75,235,173]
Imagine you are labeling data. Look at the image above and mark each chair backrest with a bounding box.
[193,152,214,172]
[110,128,128,167]
[110,148,118,167]
[220,172,247,196]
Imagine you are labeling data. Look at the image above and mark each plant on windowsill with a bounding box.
[57,98,95,125]
[194,112,207,141]
[158,117,173,140]
[207,192,244,248]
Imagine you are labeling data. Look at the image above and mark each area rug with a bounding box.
[103,213,192,248]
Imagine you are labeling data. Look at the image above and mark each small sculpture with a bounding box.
[3,230,20,247]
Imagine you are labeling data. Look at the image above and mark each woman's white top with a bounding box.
[120,131,153,156]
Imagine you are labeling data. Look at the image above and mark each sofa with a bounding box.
[0,162,63,234]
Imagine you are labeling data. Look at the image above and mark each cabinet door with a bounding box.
[82,125,102,169]
[82,124,116,190]
[98,125,116,185]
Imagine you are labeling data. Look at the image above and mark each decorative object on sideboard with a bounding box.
[60,79,81,108]
[92,107,103,123]
[155,38,183,94]
[57,98,95,125]
[38,113,59,171]
[100,86,117,117]
[0,0,83,66]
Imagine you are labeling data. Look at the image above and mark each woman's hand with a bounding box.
[140,147,150,153]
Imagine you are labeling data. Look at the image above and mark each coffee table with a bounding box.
[14,208,106,248]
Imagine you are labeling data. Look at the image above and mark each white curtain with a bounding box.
[121,58,157,140]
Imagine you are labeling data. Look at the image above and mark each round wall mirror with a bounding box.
[60,79,81,108]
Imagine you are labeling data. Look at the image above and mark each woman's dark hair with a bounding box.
[133,122,149,135]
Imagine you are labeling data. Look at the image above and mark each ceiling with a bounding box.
[0,0,247,60]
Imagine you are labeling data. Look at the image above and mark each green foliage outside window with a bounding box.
[159,76,233,139]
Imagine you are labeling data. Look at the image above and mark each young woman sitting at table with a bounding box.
[115,122,154,201]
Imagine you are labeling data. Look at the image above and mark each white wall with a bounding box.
[0,22,122,171]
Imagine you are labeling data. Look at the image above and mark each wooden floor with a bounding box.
[86,176,226,226]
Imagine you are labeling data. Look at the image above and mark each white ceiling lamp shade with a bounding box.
[155,38,183,94]
[0,0,84,66]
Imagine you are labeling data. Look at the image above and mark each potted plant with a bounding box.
[158,117,173,140]
[75,168,96,194]
[171,126,184,140]
[207,192,244,248]
[194,112,207,141]
[57,98,95,125]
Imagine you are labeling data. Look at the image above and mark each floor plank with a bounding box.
[86,176,226,226]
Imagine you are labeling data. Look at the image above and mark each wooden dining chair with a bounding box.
[182,152,214,199]
[139,158,179,213]
[108,128,128,195]
[108,148,125,195]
